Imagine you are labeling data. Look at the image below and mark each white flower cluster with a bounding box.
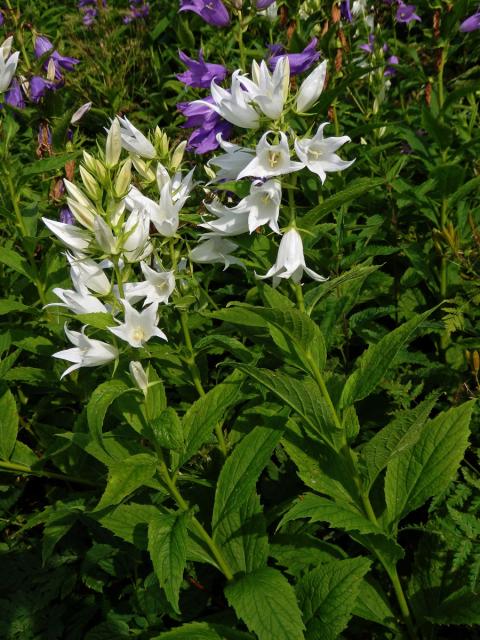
[43,119,193,377]
[190,56,354,285]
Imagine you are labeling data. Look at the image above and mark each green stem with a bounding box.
[6,171,47,306]
[294,283,305,313]
[156,451,234,581]
[0,460,98,487]
[236,10,246,71]
[390,567,418,640]
[179,309,228,457]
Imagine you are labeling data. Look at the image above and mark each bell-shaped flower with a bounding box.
[208,135,255,182]
[258,228,327,287]
[190,237,243,269]
[201,178,282,236]
[108,300,167,348]
[296,60,327,113]
[239,57,289,121]
[177,50,227,89]
[237,131,304,179]
[53,325,118,378]
[94,215,117,253]
[123,262,175,306]
[294,123,354,184]
[117,116,156,159]
[122,209,152,262]
[0,36,19,93]
[268,38,320,75]
[205,71,260,129]
[67,252,111,295]
[48,282,108,315]
[42,217,91,253]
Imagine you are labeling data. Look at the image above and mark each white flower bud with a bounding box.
[129,361,149,395]
[114,158,132,197]
[105,119,122,168]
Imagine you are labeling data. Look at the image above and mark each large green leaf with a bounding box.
[340,308,435,408]
[87,379,130,444]
[0,385,18,460]
[212,424,283,528]
[215,491,269,575]
[153,622,254,639]
[279,493,383,536]
[385,401,474,525]
[360,395,438,489]
[180,370,244,465]
[353,577,398,631]
[148,511,188,614]
[426,587,480,625]
[92,503,157,549]
[239,366,337,445]
[95,453,157,510]
[296,558,371,640]
[225,567,305,640]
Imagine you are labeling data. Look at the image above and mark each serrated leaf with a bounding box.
[0,385,18,460]
[238,366,336,444]
[214,491,269,574]
[279,493,383,536]
[0,300,28,316]
[213,424,283,528]
[148,511,188,614]
[225,567,305,640]
[0,248,31,278]
[296,558,371,640]
[150,407,184,452]
[340,307,435,408]
[426,587,480,625]
[87,379,130,444]
[153,622,255,639]
[385,401,475,524]
[92,503,157,549]
[180,370,243,465]
[360,395,438,489]
[95,453,157,510]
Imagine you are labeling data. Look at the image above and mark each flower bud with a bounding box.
[296,60,327,112]
[171,140,187,171]
[105,119,122,168]
[131,155,156,182]
[82,150,97,174]
[46,57,56,82]
[114,158,132,197]
[94,215,117,253]
[154,127,169,157]
[80,165,102,201]
[129,360,149,395]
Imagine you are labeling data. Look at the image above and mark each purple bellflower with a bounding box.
[177,50,227,89]
[395,3,421,24]
[460,12,480,32]
[360,34,375,54]
[384,55,399,77]
[124,0,150,23]
[5,79,25,108]
[0,11,4,26]
[268,38,320,75]
[60,206,75,225]
[178,97,233,154]
[256,0,276,8]
[340,0,353,22]
[179,0,230,28]
[34,35,79,80]
[30,76,56,103]
[78,0,106,26]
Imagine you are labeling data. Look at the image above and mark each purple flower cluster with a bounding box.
[124,0,150,24]
[395,2,421,24]
[176,51,231,154]
[29,35,79,103]
[268,38,320,75]
[78,0,106,27]
[360,35,399,77]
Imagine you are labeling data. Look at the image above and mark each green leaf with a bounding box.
[360,395,438,489]
[225,567,305,640]
[150,407,184,452]
[304,264,380,311]
[0,385,18,460]
[340,307,435,408]
[279,493,383,536]
[75,312,115,330]
[95,453,157,510]
[93,503,157,549]
[0,248,31,278]
[426,587,480,625]
[0,300,28,316]
[238,366,337,444]
[21,153,76,176]
[180,371,243,465]
[148,511,188,614]
[353,577,398,630]
[213,424,283,528]
[296,558,371,640]
[223,305,327,378]
[385,401,475,524]
[145,364,167,419]
[302,178,385,226]
[153,622,254,639]
[214,491,269,575]
[87,379,130,444]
